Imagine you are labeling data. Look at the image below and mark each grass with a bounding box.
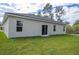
[0,31,79,55]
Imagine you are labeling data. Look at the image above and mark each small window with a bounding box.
[17,21,23,26]
[63,26,65,32]
[16,21,23,32]
[17,27,22,32]
[53,25,56,32]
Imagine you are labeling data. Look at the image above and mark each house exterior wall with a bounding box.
[3,18,9,37]
[5,16,66,38]
[50,24,66,35]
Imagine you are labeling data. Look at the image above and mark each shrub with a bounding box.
[66,25,74,34]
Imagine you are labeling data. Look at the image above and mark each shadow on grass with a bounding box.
[14,34,68,40]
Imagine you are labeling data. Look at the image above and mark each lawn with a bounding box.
[0,31,79,55]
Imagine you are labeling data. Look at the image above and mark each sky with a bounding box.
[0,0,79,25]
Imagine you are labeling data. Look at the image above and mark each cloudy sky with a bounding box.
[0,0,79,25]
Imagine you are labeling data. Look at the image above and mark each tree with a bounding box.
[73,20,79,33]
[55,6,65,22]
[73,20,79,25]
[66,25,74,33]
[43,3,53,20]
[64,21,74,33]
[37,9,42,16]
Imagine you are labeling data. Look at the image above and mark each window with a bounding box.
[17,27,22,32]
[17,21,23,26]
[53,25,56,32]
[16,21,23,32]
[63,26,65,32]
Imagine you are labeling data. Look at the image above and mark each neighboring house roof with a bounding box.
[3,12,65,25]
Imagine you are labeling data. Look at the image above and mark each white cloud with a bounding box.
[0,17,3,22]
[0,0,79,24]
[62,6,79,25]
[17,3,44,13]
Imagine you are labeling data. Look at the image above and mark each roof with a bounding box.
[3,12,65,25]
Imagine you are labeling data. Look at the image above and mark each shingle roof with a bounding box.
[4,12,65,25]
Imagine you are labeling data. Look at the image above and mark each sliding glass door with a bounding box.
[42,25,48,35]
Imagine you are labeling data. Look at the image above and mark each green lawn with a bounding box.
[0,31,79,55]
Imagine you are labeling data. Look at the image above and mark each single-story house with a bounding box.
[2,12,66,38]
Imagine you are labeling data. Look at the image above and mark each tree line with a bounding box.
[37,3,65,22]
[66,20,79,34]
[38,3,79,34]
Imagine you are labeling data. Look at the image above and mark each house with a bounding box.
[2,12,66,38]
[0,22,2,30]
